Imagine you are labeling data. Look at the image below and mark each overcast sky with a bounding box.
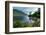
[13,7,38,15]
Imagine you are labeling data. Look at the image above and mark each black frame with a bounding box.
[5,1,45,34]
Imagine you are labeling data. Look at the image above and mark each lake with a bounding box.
[13,16,32,23]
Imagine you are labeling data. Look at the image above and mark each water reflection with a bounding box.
[13,15,32,23]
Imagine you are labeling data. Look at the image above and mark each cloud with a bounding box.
[13,7,38,15]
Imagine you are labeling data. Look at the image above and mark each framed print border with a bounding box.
[5,1,45,34]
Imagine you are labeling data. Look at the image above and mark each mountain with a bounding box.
[13,9,27,16]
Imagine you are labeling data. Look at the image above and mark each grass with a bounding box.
[13,18,40,28]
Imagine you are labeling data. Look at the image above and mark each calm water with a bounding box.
[13,16,32,23]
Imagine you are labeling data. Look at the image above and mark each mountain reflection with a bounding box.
[13,15,32,23]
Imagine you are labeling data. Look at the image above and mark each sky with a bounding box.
[13,7,38,15]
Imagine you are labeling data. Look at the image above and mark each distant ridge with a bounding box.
[13,9,27,16]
